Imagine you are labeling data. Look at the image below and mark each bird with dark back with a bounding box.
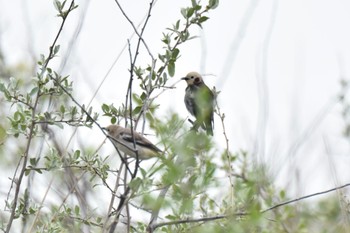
[103,125,162,160]
[181,71,215,136]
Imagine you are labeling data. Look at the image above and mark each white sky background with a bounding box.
[1,0,350,202]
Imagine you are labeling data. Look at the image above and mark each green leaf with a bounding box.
[53,0,61,11]
[61,0,67,10]
[54,122,64,129]
[60,105,65,114]
[132,106,142,115]
[111,116,116,124]
[162,72,168,85]
[129,177,142,193]
[187,8,195,18]
[172,48,180,59]
[30,158,39,166]
[209,0,219,9]
[29,87,39,96]
[73,150,80,160]
[180,30,190,42]
[198,16,209,24]
[279,190,286,199]
[14,111,24,122]
[132,93,142,105]
[191,0,197,7]
[101,104,110,113]
[175,20,180,30]
[168,61,175,77]
[140,92,147,100]
[180,8,187,19]
[0,82,5,92]
[74,205,80,215]
[34,168,42,174]
[25,169,30,176]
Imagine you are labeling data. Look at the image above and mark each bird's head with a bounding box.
[103,125,122,138]
[181,71,203,86]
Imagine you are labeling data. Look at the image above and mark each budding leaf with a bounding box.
[168,61,175,77]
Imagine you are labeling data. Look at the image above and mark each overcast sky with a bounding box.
[1,0,350,196]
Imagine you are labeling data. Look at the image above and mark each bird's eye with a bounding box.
[191,76,194,79]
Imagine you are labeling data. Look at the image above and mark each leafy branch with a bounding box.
[3,1,78,232]
[151,182,350,231]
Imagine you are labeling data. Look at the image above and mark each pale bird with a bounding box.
[103,125,162,160]
[181,71,214,136]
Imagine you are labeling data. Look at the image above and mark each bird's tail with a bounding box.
[204,119,213,136]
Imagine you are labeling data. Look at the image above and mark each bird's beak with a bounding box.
[181,77,189,81]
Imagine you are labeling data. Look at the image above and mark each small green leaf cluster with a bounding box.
[53,0,78,19]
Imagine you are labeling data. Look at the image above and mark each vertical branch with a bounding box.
[215,102,235,205]
[102,161,124,232]
[5,1,77,232]
[147,185,171,233]
[107,1,156,232]
[5,91,40,233]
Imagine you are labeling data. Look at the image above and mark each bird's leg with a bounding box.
[188,118,200,132]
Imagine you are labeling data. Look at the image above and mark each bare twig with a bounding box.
[113,0,155,60]
[107,1,156,232]
[103,161,125,232]
[215,101,235,205]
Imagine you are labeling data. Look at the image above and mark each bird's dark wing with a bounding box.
[196,84,215,135]
[120,131,162,152]
[184,86,197,117]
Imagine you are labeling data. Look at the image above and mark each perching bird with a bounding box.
[103,125,162,160]
[181,71,214,136]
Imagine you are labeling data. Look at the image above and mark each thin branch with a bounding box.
[113,0,155,60]
[5,1,76,232]
[86,1,159,113]
[214,101,235,205]
[147,185,171,233]
[261,183,350,213]
[103,161,125,232]
[151,182,350,231]
[108,1,156,232]
[152,214,240,229]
